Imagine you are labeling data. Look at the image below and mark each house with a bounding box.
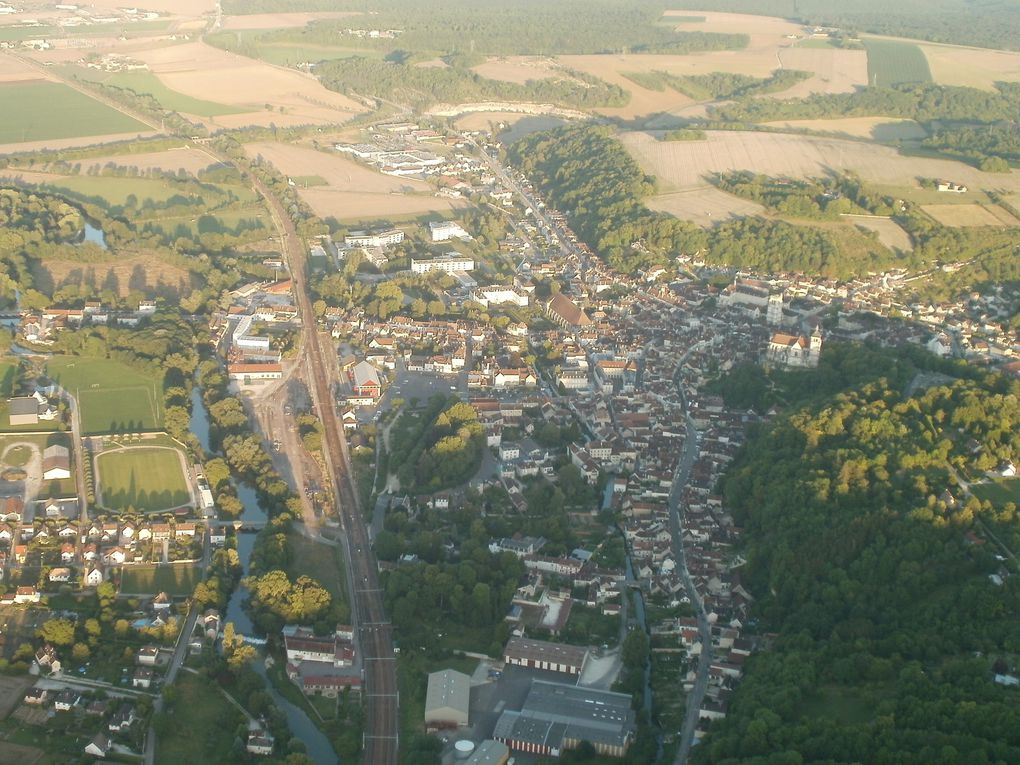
[54,689,80,711]
[132,667,154,689]
[42,444,71,480]
[152,591,172,611]
[14,586,40,604]
[49,567,72,583]
[85,699,110,716]
[137,646,161,666]
[23,687,49,705]
[84,565,104,586]
[246,730,275,756]
[84,733,111,758]
[108,703,137,732]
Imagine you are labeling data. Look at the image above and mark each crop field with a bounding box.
[920,42,1020,90]
[841,216,914,252]
[46,357,163,434]
[622,130,1020,197]
[645,186,766,226]
[0,742,44,765]
[96,446,190,511]
[773,47,868,97]
[864,39,932,87]
[133,41,365,127]
[120,563,202,596]
[921,203,1020,227]
[761,117,927,141]
[472,56,564,85]
[0,80,149,144]
[301,189,468,221]
[69,67,245,117]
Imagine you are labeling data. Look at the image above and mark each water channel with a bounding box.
[189,386,338,764]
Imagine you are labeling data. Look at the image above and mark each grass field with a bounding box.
[864,39,932,87]
[972,477,1020,506]
[0,81,148,144]
[47,357,163,434]
[96,447,189,511]
[922,203,1020,227]
[10,173,258,208]
[157,673,245,765]
[287,529,347,604]
[68,67,245,117]
[120,563,202,596]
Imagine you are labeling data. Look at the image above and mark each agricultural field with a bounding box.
[31,253,195,302]
[773,46,868,97]
[220,11,361,30]
[645,186,767,226]
[0,81,149,145]
[761,117,927,141]
[119,563,202,596]
[95,446,190,511]
[621,130,1020,197]
[864,39,933,87]
[131,41,365,129]
[46,357,163,434]
[74,147,220,175]
[842,216,914,252]
[920,42,1020,90]
[471,56,565,85]
[245,141,468,221]
[67,67,245,118]
[921,203,1020,227]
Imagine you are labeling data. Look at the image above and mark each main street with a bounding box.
[668,342,714,765]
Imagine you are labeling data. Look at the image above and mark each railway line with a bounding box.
[251,177,399,763]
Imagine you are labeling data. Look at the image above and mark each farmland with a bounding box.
[0,81,149,144]
[842,216,914,252]
[95,446,190,511]
[645,186,766,227]
[920,42,1020,90]
[761,117,927,141]
[774,46,868,97]
[67,67,245,118]
[621,130,1020,197]
[46,357,163,434]
[74,147,220,175]
[864,39,933,87]
[921,203,1020,227]
[120,563,202,596]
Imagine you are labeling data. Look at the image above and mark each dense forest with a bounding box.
[508,125,899,277]
[695,347,1020,765]
[314,57,628,111]
[217,0,747,57]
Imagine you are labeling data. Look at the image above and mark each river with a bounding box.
[190,385,338,764]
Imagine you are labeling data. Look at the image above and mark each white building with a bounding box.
[765,328,822,369]
[345,228,404,248]
[411,255,474,274]
[473,286,529,307]
[429,220,471,242]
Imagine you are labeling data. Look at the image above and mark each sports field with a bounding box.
[120,563,202,596]
[46,357,163,434]
[96,446,190,511]
[0,81,148,144]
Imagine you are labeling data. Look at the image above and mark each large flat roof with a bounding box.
[504,637,588,668]
[425,669,470,716]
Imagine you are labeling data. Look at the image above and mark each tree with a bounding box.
[72,642,91,662]
[37,617,75,646]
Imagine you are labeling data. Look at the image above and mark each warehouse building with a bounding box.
[503,637,588,676]
[493,680,635,758]
[424,669,470,730]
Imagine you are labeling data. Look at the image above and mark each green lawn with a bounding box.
[96,446,190,511]
[68,67,245,117]
[120,563,202,596]
[157,673,246,765]
[0,81,148,144]
[972,477,1020,506]
[287,530,348,604]
[864,39,932,87]
[0,361,16,396]
[47,357,162,434]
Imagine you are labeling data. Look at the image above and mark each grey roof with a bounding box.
[504,637,588,669]
[465,740,510,764]
[8,397,38,416]
[497,679,634,750]
[424,669,470,718]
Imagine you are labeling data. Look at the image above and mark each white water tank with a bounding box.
[454,740,475,759]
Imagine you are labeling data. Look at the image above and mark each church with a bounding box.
[765,327,822,369]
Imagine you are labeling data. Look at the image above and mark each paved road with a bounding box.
[52,385,88,521]
[665,343,713,765]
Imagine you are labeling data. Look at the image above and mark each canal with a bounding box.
[190,385,338,764]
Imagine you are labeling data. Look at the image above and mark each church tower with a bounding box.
[808,326,823,366]
[767,292,784,326]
